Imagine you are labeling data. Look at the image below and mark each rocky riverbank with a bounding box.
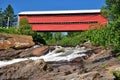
[0,33,120,80]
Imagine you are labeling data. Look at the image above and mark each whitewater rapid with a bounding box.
[0,46,91,67]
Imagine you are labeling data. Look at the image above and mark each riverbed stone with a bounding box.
[0,33,35,50]
[32,46,49,56]
[0,59,53,80]
[78,71,100,80]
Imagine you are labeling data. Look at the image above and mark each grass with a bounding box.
[117,56,120,60]
[111,69,120,80]
[98,63,110,71]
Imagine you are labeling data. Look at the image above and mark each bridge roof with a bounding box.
[19,9,101,15]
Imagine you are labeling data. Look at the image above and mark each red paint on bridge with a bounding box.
[18,10,107,31]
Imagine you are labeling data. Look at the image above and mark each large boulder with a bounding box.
[32,46,49,56]
[0,33,35,50]
[32,46,55,56]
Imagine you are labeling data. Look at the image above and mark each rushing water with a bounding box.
[0,46,91,67]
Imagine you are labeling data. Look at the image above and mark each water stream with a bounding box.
[0,46,91,67]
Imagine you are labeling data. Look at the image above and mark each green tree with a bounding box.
[4,4,17,27]
[102,0,120,28]
[19,17,34,35]
[0,8,6,27]
[40,32,52,40]
[0,8,2,27]
[53,32,64,41]
[19,17,46,44]
[67,32,82,37]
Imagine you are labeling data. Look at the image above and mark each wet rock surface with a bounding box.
[78,71,100,80]
[0,42,120,80]
[0,45,55,60]
[0,59,53,80]
[32,46,49,56]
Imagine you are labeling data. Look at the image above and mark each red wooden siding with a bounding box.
[31,24,100,31]
[19,13,107,31]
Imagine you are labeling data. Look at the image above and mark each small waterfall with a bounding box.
[0,46,91,67]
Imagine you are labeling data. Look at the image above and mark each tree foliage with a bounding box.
[19,17,34,35]
[40,32,52,40]
[0,8,2,27]
[102,0,120,28]
[19,17,47,44]
[0,4,17,27]
[0,8,6,27]
[53,32,63,41]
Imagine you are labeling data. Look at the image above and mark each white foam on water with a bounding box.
[0,58,30,67]
[0,46,91,67]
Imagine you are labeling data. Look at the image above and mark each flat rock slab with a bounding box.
[0,33,35,50]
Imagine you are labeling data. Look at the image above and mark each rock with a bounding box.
[71,57,84,63]
[54,47,65,53]
[100,65,119,80]
[0,48,22,60]
[32,46,49,56]
[92,46,105,54]
[106,65,120,72]
[0,33,35,50]
[0,59,53,80]
[82,41,105,54]
[18,48,34,58]
[49,46,55,51]
[82,41,92,48]
[56,61,85,76]
[64,71,72,75]
[35,59,53,71]
[0,46,54,60]
[87,49,112,63]
[57,65,75,75]
[0,47,35,60]
[78,71,100,80]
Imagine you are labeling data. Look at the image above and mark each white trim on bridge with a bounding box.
[19,9,101,15]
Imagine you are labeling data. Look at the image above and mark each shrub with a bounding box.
[0,27,19,34]
[47,24,120,51]
[18,17,47,44]
[111,69,120,80]
[32,32,46,45]
[18,17,34,35]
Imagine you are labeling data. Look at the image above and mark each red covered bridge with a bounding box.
[18,10,107,31]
